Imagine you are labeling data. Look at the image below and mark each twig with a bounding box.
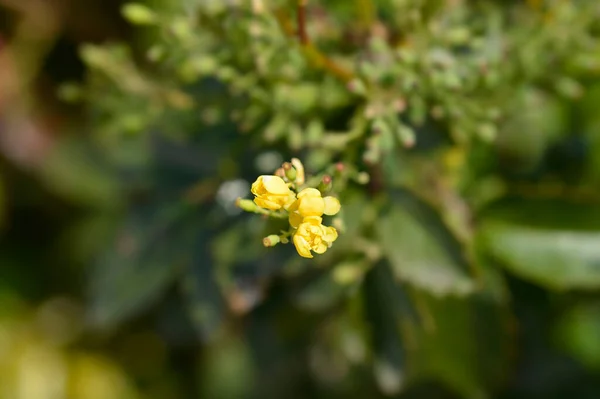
[275,5,354,83]
[297,0,309,45]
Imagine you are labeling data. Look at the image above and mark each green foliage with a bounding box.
[5,0,600,397]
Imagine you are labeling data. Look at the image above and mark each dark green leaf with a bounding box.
[87,203,197,329]
[180,230,225,342]
[363,261,410,395]
[377,189,475,296]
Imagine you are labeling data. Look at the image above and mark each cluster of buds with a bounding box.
[236,158,341,258]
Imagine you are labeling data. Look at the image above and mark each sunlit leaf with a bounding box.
[479,200,600,290]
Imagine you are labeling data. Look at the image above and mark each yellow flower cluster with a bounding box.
[249,173,340,258]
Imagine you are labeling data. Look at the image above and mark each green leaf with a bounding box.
[479,200,600,291]
[376,189,475,296]
[87,203,197,329]
[293,271,350,312]
[180,231,225,342]
[40,137,120,208]
[407,274,512,398]
[555,302,600,371]
[363,261,411,395]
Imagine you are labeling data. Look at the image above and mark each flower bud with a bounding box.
[236,198,258,212]
[291,158,305,185]
[275,168,286,178]
[263,235,281,247]
[395,123,416,148]
[122,3,157,25]
[282,162,297,181]
[356,172,370,185]
[347,79,367,96]
[318,175,333,193]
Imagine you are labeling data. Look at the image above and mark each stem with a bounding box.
[297,0,309,45]
[275,5,354,83]
[254,207,288,219]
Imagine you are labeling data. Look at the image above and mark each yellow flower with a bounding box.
[251,175,295,210]
[288,188,341,227]
[292,216,338,258]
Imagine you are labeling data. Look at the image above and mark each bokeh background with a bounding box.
[2,0,600,398]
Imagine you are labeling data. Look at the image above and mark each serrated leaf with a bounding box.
[376,189,475,296]
[479,200,600,291]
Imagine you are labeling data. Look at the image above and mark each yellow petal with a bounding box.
[261,175,290,195]
[297,187,322,199]
[323,226,338,243]
[254,197,281,210]
[302,216,323,225]
[298,196,325,217]
[283,193,297,210]
[323,196,341,215]
[287,199,299,212]
[314,242,328,254]
[289,212,303,229]
[293,234,313,258]
[251,176,265,195]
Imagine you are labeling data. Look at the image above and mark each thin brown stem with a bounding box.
[275,5,354,83]
[297,0,309,45]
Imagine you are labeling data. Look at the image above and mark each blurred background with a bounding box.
[1,0,600,398]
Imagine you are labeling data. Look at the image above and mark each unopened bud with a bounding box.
[371,118,392,137]
[122,3,157,25]
[236,198,258,212]
[335,162,345,173]
[356,172,370,185]
[275,168,286,178]
[291,158,305,185]
[396,124,416,148]
[318,175,333,193]
[283,163,297,181]
[262,235,281,247]
[347,79,367,96]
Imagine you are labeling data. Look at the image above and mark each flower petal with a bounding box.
[314,242,328,254]
[289,212,303,229]
[283,193,297,210]
[323,196,341,215]
[254,197,280,210]
[293,234,313,258]
[323,226,338,243]
[297,187,322,199]
[251,176,265,195]
[298,196,325,217]
[261,175,291,195]
[287,198,299,212]
[302,216,323,225]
